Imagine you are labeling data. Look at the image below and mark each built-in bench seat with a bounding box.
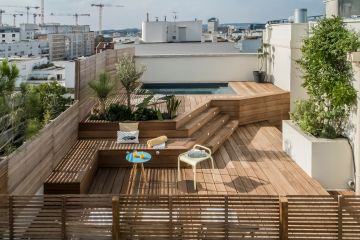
[44,138,192,194]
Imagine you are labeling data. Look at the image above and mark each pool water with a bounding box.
[143,83,236,95]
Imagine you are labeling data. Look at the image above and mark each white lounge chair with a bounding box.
[177,144,214,190]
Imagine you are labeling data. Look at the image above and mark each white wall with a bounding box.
[348,52,360,194]
[7,57,48,87]
[265,23,309,110]
[136,54,257,83]
[142,20,202,43]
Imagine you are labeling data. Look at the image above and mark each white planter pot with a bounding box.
[282,120,354,190]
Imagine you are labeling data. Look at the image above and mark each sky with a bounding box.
[1,0,325,30]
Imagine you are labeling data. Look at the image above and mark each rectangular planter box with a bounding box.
[282,120,354,190]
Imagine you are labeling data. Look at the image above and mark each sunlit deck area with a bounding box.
[89,122,327,195]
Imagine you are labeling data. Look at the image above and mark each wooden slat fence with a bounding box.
[0,195,360,239]
[76,48,135,121]
[0,101,80,195]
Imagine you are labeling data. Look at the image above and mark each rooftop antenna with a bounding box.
[91,3,124,35]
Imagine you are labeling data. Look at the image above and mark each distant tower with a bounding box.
[208,17,219,34]
[146,12,149,22]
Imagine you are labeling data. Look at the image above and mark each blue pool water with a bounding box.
[143,83,236,95]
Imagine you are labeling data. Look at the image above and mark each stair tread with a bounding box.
[179,107,220,130]
[191,114,230,140]
[205,120,239,150]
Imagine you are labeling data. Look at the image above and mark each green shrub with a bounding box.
[105,103,133,122]
[133,107,158,121]
[291,17,360,138]
[161,95,182,119]
[25,118,43,140]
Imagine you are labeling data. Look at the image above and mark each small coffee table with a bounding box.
[126,151,151,183]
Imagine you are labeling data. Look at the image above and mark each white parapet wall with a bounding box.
[282,120,354,190]
[136,53,258,83]
[264,23,309,111]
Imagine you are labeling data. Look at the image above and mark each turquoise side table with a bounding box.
[126,151,151,183]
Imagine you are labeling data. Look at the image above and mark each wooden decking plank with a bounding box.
[230,130,278,195]
[101,168,118,194]
[237,125,296,195]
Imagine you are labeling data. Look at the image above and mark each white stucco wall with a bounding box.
[136,54,258,83]
[265,23,309,110]
[349,53,360,194]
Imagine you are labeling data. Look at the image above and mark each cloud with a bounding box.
[1,0,324,30]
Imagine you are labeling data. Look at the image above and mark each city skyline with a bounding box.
[1,0,324,30]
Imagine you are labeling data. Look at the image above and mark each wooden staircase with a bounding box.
[176,104,239,153]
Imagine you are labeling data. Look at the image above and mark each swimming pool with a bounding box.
[143,83,236,95]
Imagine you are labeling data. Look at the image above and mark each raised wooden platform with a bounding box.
[88,122,328,195]
[45,82,292,194]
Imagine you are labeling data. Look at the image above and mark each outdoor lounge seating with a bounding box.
[177,144,214,190]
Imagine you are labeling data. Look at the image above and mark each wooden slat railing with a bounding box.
[0,195,359,239]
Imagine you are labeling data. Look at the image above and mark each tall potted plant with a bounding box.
[283,17,360,190]
[253,43,269,83]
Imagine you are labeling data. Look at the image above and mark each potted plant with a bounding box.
[283,17,360,190]
[253,43,269,83]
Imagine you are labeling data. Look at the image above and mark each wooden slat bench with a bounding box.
[44,139,193,194]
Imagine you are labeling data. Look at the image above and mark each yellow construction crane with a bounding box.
[0,5,40,24]
[50,13,91,26]
[91,3,124,35]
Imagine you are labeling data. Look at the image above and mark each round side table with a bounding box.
[126,151,151,183]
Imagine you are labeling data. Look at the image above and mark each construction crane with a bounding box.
[91,3,124,35]
[33,13,41,24]
[50,13,91,25]
[0,5,40,24]
[3,13,23,27]
[0,10,5,26]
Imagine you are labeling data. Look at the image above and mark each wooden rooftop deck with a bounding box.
[102,81,287,117]
[89,122,328,196]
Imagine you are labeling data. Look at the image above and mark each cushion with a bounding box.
[117,131,139,144]
[153,143,166,149]
[187,149,208,158]
[147,136,168,148]
[119,122,139,132]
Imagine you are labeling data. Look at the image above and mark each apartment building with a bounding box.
[0,26,20,43]
[39,24,95,61]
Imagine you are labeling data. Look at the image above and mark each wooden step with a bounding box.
[175,101,211,129]
[189,114,230,146]
[179,107,220,136]
[205,120,239,153]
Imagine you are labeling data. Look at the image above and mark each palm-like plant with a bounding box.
[89,72,115,115]
[116,56,146,109]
